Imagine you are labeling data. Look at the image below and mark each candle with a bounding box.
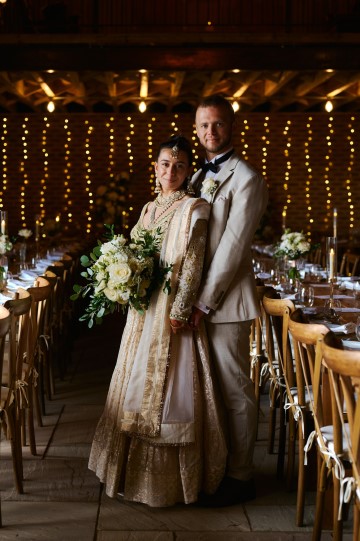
[35,217,40,241]
[282,208,286,231]
[0,219,5,235]
[329,248,335,280]
[333,207,337,238]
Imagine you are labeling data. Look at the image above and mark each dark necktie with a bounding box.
[201,149,234,174]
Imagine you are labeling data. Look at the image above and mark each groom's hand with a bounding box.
[188,306,206,329]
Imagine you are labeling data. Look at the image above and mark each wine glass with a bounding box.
[356,316,360,342]
[300,285,314,307]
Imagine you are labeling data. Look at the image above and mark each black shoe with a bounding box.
[197,477,256,507]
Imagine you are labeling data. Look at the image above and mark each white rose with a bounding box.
[108,261,132,284]
[103,287,119,302]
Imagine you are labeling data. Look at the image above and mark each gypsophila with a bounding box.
[71,224,172,328]
[201,177,218,197]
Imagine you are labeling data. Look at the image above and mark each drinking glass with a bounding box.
[356,316,360,342]
[300,285,315,307]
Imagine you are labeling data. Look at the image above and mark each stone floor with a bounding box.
[0,312,354,540]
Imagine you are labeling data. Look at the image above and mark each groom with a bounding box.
[189,94,268,506]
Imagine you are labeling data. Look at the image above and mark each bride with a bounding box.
[88,135,227,507]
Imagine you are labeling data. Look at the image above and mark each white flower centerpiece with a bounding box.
[18,228,33,267]
[274,229,311,280]
[71,225,172,328]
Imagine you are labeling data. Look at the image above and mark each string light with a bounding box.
[148,118,155,195]
[106,117,115,180]
[282,119,292,226]
[304,116,313,239]
[40,116,50,227]
[84,121,94,234]
[240,118,249,161]
[261,117,270,182]
[20,117,29,227]
[0,117,8,209]
[346,117,355,231]
[323,115,334,230]
[63,118,73,229]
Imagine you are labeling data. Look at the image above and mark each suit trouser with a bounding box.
[205,319,256,481]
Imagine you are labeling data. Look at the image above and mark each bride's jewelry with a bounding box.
[150,190,186,223]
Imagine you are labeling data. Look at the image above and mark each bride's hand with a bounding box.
[169,319,186,334]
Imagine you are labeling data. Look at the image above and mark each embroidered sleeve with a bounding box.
[170,218,208,322]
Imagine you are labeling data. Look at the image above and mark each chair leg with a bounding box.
[27,389,37,456]
[8,412,24,494]
[286,414,296,490]
[277,398,286,479]
[353,502,360,541]
[268,386,277,454]
[296,426,306,527]
[332,474,343,541]
[312,455,327,541]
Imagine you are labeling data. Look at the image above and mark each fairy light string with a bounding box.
[304,116,313,240]
[20,117,29,227]
[40,116,50,224]
[323,115,334,231]
[84,121,94,234]
[0,117,8,209]
[282,119,292,230]
[346,117,355,233]
[62,118,73,229]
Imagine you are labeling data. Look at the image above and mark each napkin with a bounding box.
[328,322,356,334]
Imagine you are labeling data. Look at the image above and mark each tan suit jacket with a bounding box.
[190,152,269,323]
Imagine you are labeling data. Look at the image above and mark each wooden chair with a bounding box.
[25,276,52,455]
[288,311,333,532]
[321,331,360,541]
[0,305,11,527]
[261,289,295,480]
[250,284,268,433]
[3,288,32,494]
[339,252,360,277]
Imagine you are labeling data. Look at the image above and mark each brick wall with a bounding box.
[1,112,359,245]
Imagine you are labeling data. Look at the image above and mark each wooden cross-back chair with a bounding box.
[25,276,52,455]
[0,305,11,527]
[3,288,32,494]
[321,331,360,541]
[339,252,360,278]
[261,289,295,480]
[289,311,350,540]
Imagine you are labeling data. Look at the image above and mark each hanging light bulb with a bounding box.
[232,101,240,113]
[325,99,333,113]
[139,100,147,113]
[47,100,55,113]
[0,0,7,4]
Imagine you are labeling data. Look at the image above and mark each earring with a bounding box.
[154,177,162,194]
[187,177,195,195]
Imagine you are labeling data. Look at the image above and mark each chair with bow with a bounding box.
[25,276,52,455]
[321,331,360,541]
[0,305,11,527]
[3,288,32,493]
[261,289,295,480]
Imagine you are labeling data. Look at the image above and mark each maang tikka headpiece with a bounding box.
[170,144,179,158]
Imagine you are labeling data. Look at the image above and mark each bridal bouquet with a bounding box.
[71,225,172,327]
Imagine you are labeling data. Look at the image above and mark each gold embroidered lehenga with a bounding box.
[88,197,227,507]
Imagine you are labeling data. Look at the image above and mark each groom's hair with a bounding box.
[197,94,235,122]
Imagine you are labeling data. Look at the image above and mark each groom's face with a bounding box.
[195,105,233,160]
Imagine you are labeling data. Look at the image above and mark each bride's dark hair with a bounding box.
[157,135,193,166]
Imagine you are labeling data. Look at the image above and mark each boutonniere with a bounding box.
[201,177,218,197]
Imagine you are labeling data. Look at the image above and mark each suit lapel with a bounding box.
[191,154,241,201]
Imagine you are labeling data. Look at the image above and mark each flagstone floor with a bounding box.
[0,312,354,540]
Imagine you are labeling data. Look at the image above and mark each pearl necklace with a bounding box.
[150,190,186,224]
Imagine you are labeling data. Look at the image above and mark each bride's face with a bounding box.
[155,148,192,195]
